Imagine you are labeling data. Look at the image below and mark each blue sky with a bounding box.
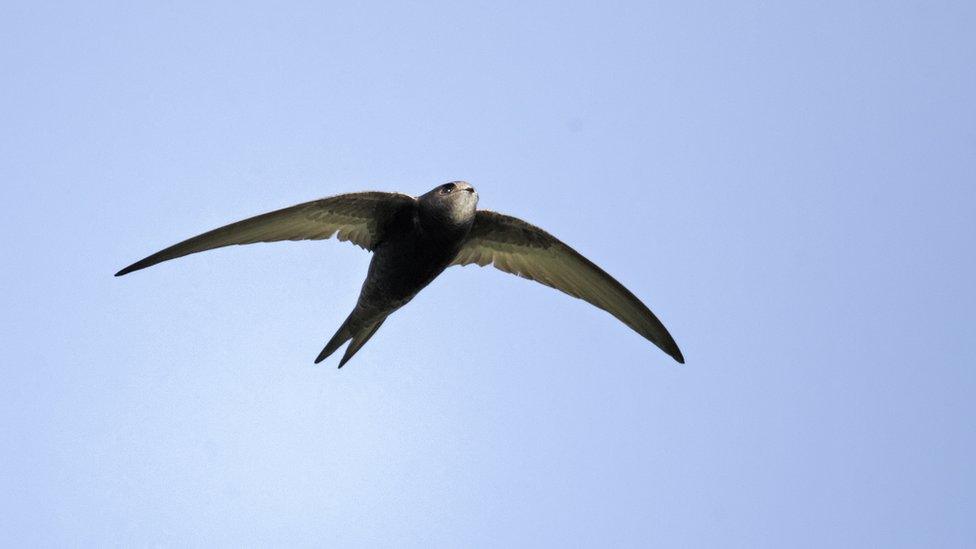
[2,1,974,546]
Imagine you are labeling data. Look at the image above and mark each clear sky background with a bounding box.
[2,1,974,547]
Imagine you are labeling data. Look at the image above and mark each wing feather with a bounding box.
[452,210,684,363]
[116,192,415,276]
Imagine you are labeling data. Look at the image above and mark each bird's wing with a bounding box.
[116,192,415,276]
[451,210,684,363]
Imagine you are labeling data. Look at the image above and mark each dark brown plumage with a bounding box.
[116,181,683,366]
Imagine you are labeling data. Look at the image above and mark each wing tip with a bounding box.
[116,258,153,277]
[115,260,152,276]
[661,337,685,364]
[670,348,685,364]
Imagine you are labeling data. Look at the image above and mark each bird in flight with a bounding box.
[116,182,683,367]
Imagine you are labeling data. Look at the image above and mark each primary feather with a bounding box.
[452,211,684,363]
[115,192,414,276]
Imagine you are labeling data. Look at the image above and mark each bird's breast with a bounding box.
[358,231,462,311]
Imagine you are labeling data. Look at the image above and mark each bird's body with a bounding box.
[316,183,478,365]
[117,182,684,367]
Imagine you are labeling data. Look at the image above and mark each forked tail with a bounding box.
[314,314,387,368]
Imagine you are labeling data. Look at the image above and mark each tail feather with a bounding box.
[315,324,353,364]
[338,319,386,368]
[314,315,387,367]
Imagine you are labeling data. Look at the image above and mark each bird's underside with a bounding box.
[116,184,684,367]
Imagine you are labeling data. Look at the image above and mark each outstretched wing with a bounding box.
[451,210,684,363]
[116,192,415,276]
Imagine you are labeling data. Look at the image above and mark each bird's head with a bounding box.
[418,181,479,229]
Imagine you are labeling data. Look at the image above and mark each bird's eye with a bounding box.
[440,183,456,194]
